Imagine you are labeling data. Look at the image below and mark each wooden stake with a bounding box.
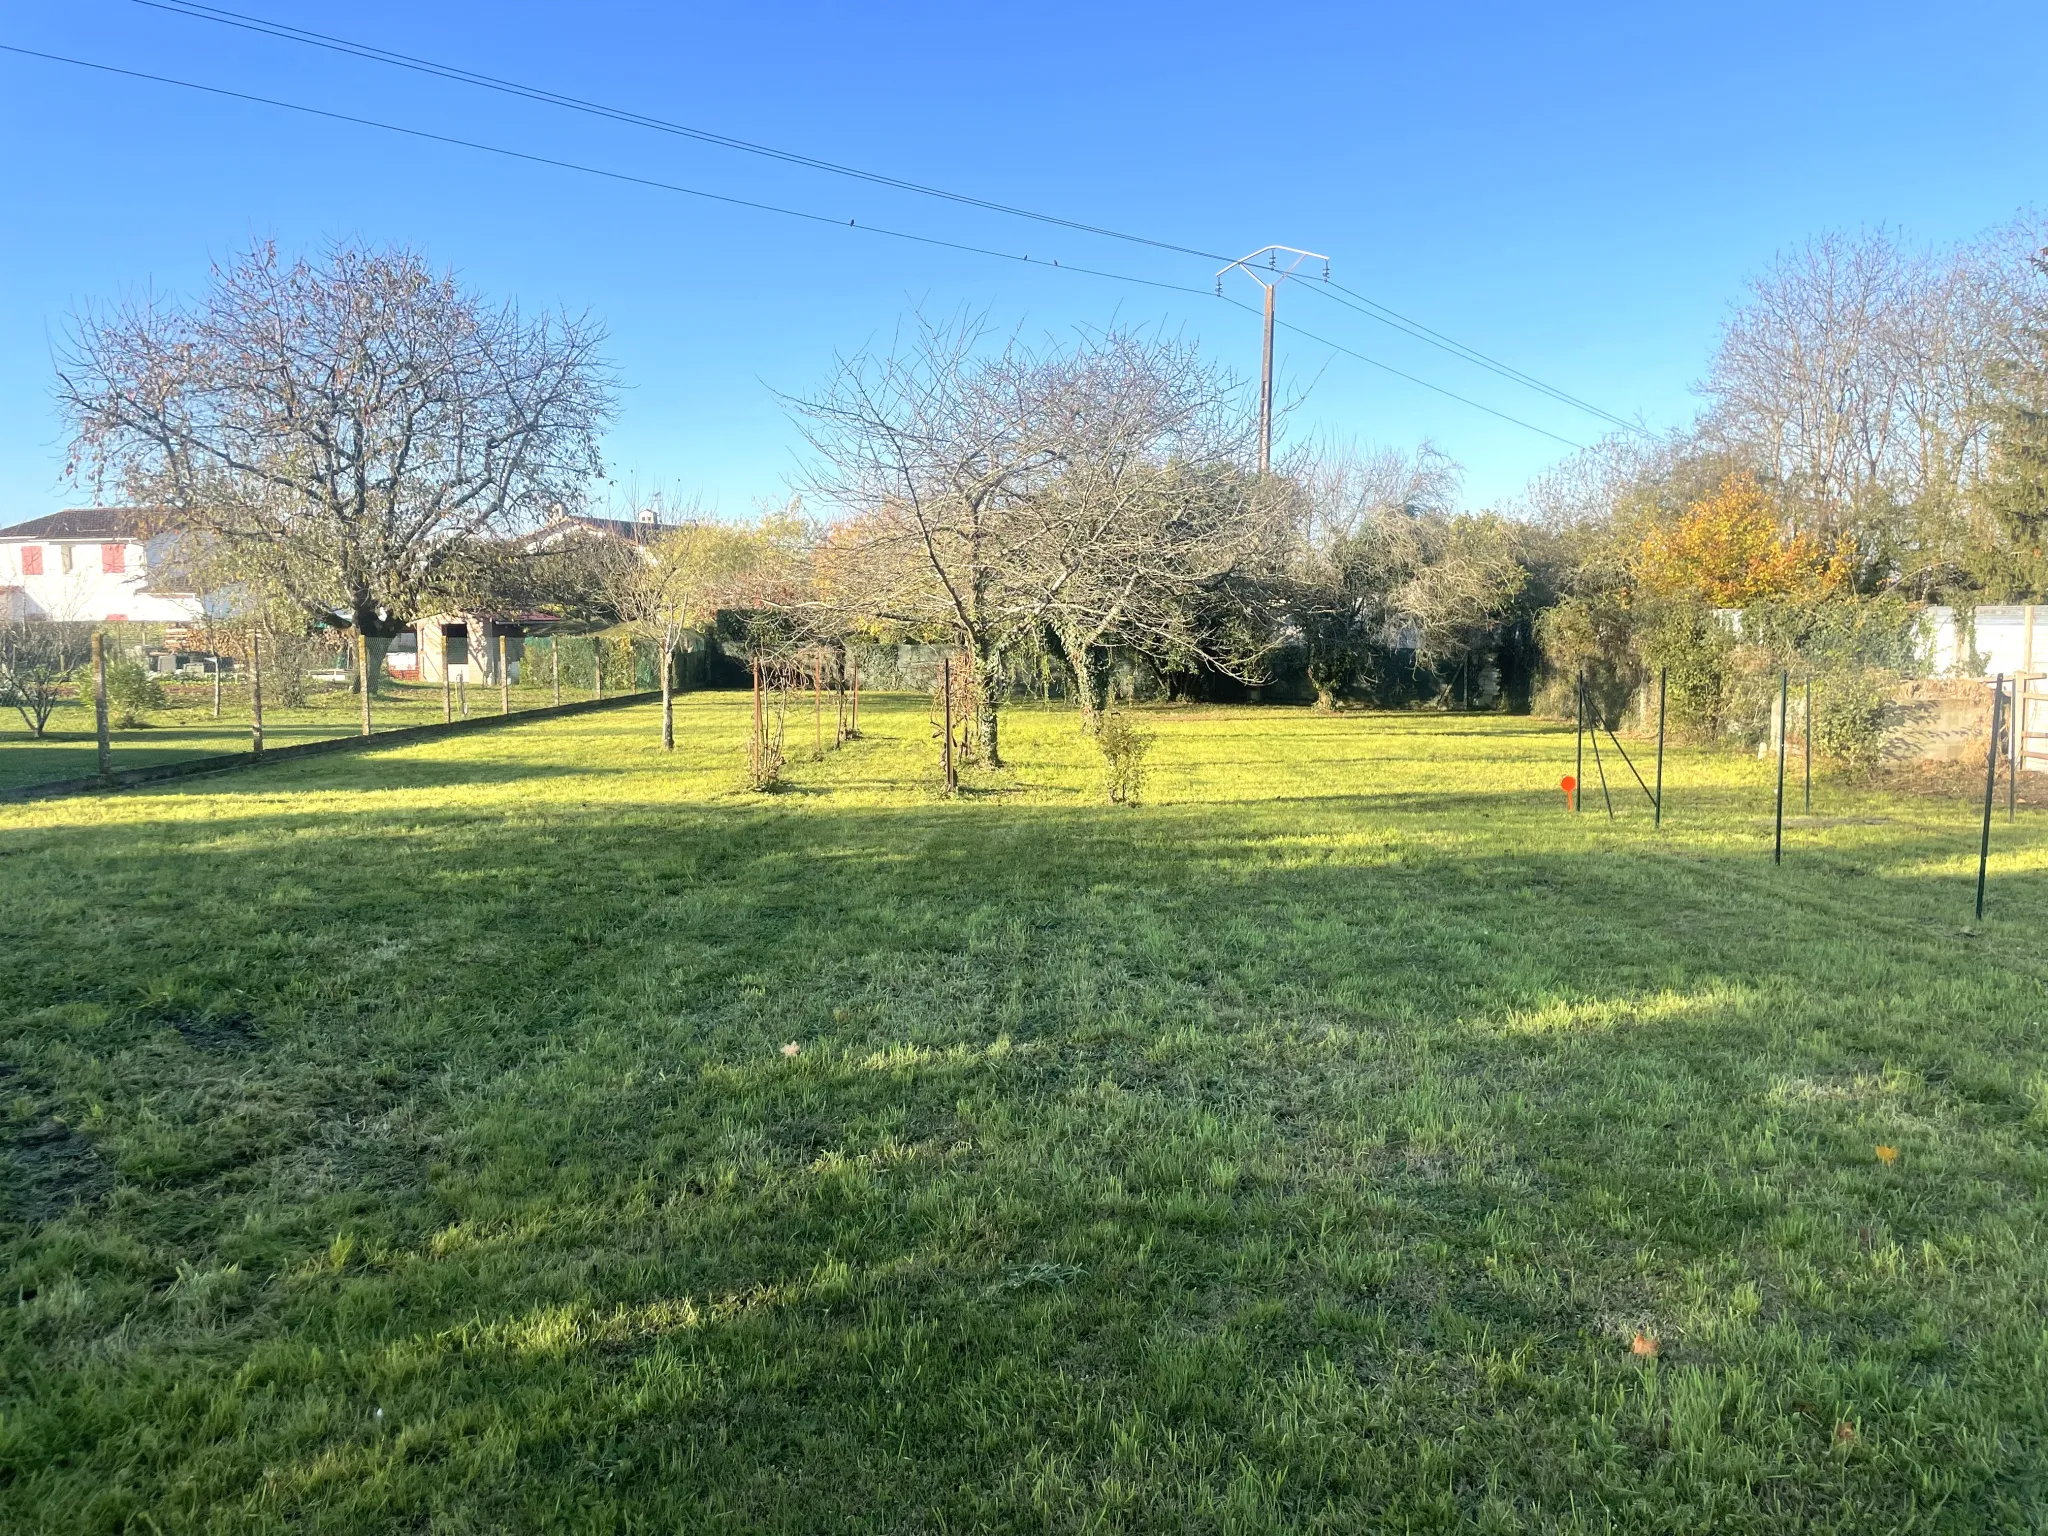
[92,631,111,783]
[498,632,510,715]
[941,654,955,794]
[1574,671,1584,815]
[1773,670,1788,865]
[1653,667,1666,829]
[250,629,264,757]
[1803,676,1812,814]
[1979,676,2004,920]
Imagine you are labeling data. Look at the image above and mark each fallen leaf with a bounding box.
[1631,1332,1660,1358]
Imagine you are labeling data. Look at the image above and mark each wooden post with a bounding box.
[1978,676,2004,920]
[498,631,510,716]
[2007,676,2018,822]
[851,650,861,735]
[212,652,221,718]
[459,675,468,719]
[552,639,561,707]
[751,657,765,783]
[249,628,264,757]
[1574,672,1585,815]
[442,631,452,724]
[941,653,955,795]
[358,632,373,737]
[92,631,111,783]
[594,637,604,700]
[813,656,823,759]
[1803,676,1812,814]
[1653,667,1666,829]
[1773,670,1788,865]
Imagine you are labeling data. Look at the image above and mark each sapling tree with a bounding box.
[0,621,92,737]
[601,513,772,750]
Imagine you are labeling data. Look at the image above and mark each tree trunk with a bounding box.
[358,633,373,736]
[249,628,264,756]
[972,644,1004,766]
[92,631,111,782]
[660,637,675,750]
[1053,624,1108,732]
[353,629,393,698]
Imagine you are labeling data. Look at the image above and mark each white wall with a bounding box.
[0,537,200,623]
[1919,606,2048,678]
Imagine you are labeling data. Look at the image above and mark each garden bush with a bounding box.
[1095,710,1152,804]
[1811,667,1897,775]
[104,659,165,727]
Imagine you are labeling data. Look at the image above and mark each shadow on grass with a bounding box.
[3,775,2045,1530]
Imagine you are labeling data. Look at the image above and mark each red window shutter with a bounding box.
[20,545,42,575]
[102,543,126,574]
[105,614,127,623]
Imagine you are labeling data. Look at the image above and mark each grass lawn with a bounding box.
[2,696,2044,1532]
[0,680,598,793]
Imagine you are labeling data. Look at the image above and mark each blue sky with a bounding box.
[1,1,2042,522]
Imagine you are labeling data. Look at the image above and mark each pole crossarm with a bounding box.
[1216,245,1330,475]
[1213,245,1330,294]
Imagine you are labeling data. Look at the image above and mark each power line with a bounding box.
[1270,319,1582,449]
[1298,278,1647,436]
[0,40,1582,448]
[131,0,1646,437]
[130,0,1233,264]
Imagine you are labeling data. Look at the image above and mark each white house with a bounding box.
[409,512,652,684]
[0,508,202,625]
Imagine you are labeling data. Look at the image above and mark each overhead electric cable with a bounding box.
[130,0,1648,435]
[0,40,1581,448]
[1296,280,1644,436]
[129,0,1232,263]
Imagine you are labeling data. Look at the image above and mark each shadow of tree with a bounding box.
[2,760,2044,1529]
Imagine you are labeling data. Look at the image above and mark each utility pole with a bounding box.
[1217,245,1329,474]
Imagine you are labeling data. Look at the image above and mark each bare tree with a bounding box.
[0,621,93,738]
[1015,332,1279,725]
[58,241,614,690]
[799,318,1277,754]
[601,511,775,750]
[796,317,1062,766]
[1703,231,1910,522]
[1289,444,1462,708]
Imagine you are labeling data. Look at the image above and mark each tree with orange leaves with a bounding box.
[1633,475,1853,605]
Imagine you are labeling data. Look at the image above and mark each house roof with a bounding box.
[522,512,671,548]
[0,507,156,541]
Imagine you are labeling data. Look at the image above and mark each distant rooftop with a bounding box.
[0,507,157,541]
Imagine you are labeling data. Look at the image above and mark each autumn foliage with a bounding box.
[1633,475,1852,605]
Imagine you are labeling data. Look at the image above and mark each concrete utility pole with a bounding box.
[1216,246,1329,474]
